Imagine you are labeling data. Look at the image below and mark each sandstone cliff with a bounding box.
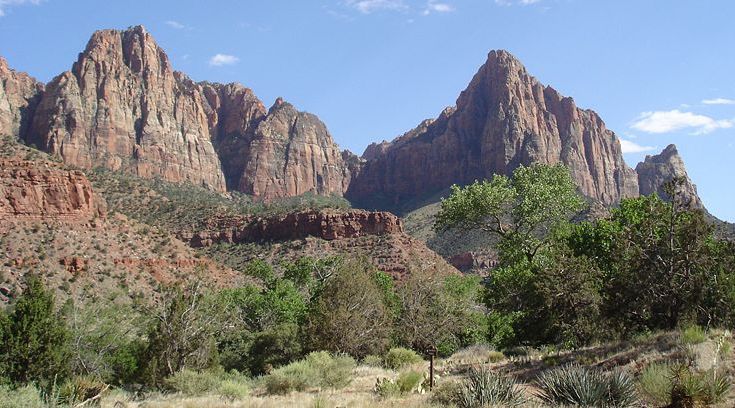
[636,144,703,208]
[22,26,349,199]
[0,57,43,139]
[347,50,640,209]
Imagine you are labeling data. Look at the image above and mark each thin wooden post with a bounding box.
[427,345,438,390]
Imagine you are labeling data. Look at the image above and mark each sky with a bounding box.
[1,0,734,221]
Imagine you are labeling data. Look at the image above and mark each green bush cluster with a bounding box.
[263,352,355,394]
[383,347,423,370]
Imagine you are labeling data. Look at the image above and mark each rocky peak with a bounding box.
[347,49,639,209]
[0,57,44,139]
[636,144,703,208]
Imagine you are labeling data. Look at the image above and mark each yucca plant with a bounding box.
[535,364,638,407]
[456,366,526,408]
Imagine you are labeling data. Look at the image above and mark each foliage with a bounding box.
[680,325,707,345]
[0,384,45,408]
[535,365,638,407]
[669,365,731,406]
[263,352,355,395]
[163,369,222,396]
[0,276,70,388]
[455,366,526,408]
[374,371,425,397]
[304,258,393,358]
[637,362,673,406]
[383,348,423,370]
[58,375,108,405]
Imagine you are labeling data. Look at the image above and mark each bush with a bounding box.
[680,325,707,345]
[638,362,673,405]
[164,369,221,396]
[218,379,249,400]
[670,365,731,406]
[456,366,525,408]
[361,355,383,368]
[430,380,463,406]
[535,365,638,407]
[0,384,44,408]
[396,371,425,393]
[59,376,108,405]
[374,377,401,398]
[264,352,355,395]
[384,347,423,370]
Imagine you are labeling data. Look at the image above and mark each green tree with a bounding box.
[0,276,70,388]
[304,258,393,358]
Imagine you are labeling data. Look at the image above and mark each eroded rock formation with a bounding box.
[0,57,43,138]
[636,144,703,208]
[347,50,640,209]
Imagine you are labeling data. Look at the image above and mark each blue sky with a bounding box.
[1,0,734,221]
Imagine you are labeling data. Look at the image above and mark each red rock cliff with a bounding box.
[0,57,44,139]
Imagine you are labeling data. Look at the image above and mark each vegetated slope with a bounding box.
[0,138,241,304]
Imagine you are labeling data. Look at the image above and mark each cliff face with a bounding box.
[636,144,703,208]
[23,26,349,199]
[347,50,640,208]
[0,57,44,139]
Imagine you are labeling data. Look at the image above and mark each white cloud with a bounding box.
[208,54,239,67]
[495,0,541,5]
[423,0,454,14]
[0,0,42,16]
[702,98,735,105]
[619,139,656,154]
[345,0,407,13]
[631,109,735,135]
[165,20,186,29]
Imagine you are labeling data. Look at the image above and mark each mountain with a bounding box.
[9,25,350,200]
[0,57,43,139]
[347,50,640,210]
[636,144,703,208]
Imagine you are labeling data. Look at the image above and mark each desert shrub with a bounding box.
[0,384,45,408]
[536,365,638,407]
[680,325,707,345]
[448,344,505,365]
[384,347,422,370]
[218,378,249,400]
[361,354,383,368]
[638,362,673,405]
[164,369,221,396]
[396,371,425,393]
[264,352,355,395]
[59,376,108,404]
[456,366,525,408]
[670,365,731,406]
[430,380,462,406]
[374,377,401,398]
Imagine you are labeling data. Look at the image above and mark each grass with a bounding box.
[637,362,673,405]
[680,325,708,345]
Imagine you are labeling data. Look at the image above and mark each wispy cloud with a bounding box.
[165,20,186,29]
[208,54,239,67]
[631,109,735,135]
[702,98,735,105]
[422,0,454,15]
[345,0,407,14]
[619,139,656,154]
[0,0,42,16]
[495,0,542,5]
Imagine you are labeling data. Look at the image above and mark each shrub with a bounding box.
[536,365,638,407]
[638,362,673,405]
[218,379,249,400]
[164,369,220,396]
[361,354,383,368]
[0,384,44,408]
[456,366,525,408]
[59,376,108,405]
[396,371,425,394]
[430,380,463,406]
[680,325,707,345]
[670,365,731,406]
[264,352,355,395]
[384,347,423,370]
[374,377,401,398]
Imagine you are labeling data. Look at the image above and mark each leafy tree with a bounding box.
[435,164,586,263]
[304,258,393,358]
[0,276,70,388]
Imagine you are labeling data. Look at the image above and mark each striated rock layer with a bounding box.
[0,158,104,222]
[0,57,44,139]
[636,144,703,208]
[180,209,403,247]
[347,50,640,209]
[22,26,350,199]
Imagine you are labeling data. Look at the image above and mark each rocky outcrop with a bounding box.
[0,158,104,221]
[180,209,402,247]
[347,50,640,209]
[238,99,351,199]
[636,144,703,208]
[18,26,350,199]
[0,57,44,139]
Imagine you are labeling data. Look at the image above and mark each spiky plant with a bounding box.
[535,365,638,407]
[456,366,526,408]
